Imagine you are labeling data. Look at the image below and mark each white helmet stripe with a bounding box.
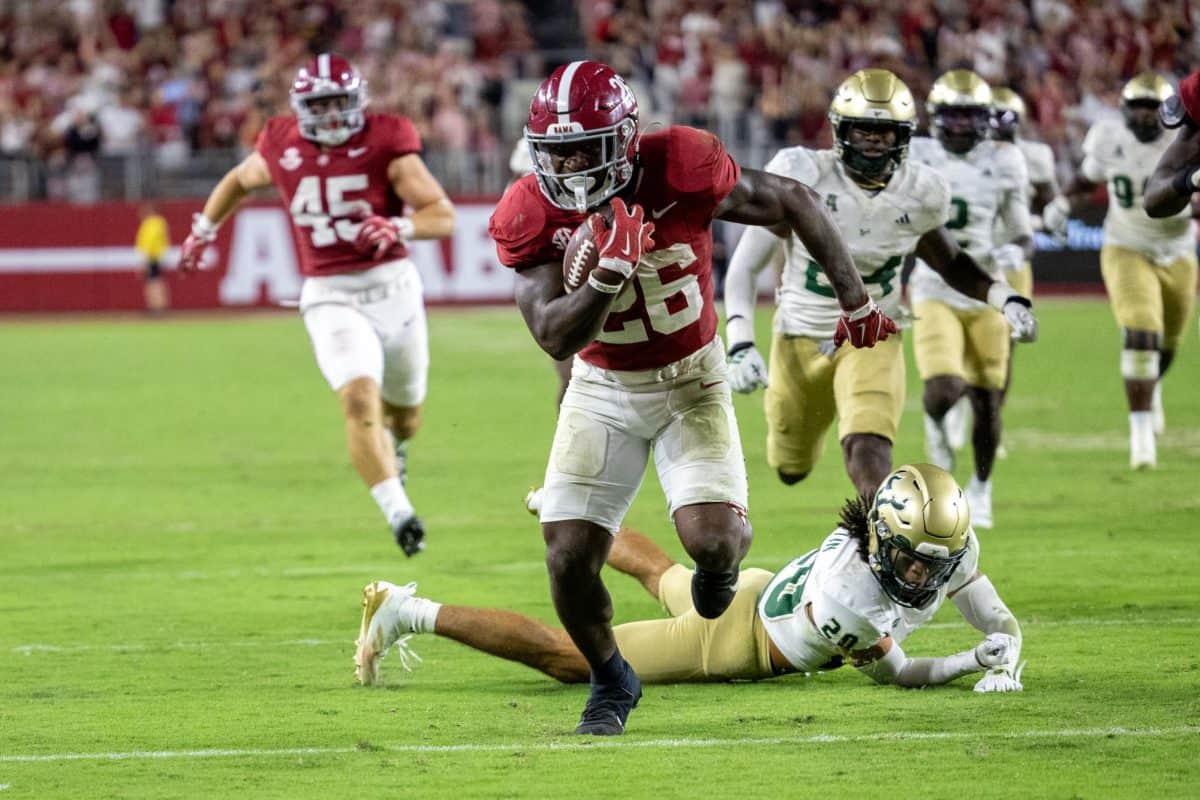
[556,60,585,124]
[318,53,331,79]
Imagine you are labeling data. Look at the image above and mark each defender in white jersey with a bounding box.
[1044,73,1198,469]
[353,464,1024,694]
[906,70,1036,528]
[725,69,1038,501]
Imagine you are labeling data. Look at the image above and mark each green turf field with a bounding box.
[1,299,1198,799]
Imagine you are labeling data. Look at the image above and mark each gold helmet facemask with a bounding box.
[867,464,971,609]
[828,68,917,187]
[928,70,993,154]
[1121,72,1175,143]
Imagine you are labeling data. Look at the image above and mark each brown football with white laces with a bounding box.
[561,220,599,292]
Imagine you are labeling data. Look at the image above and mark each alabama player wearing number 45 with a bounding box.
[488,60,892,736]
[178,53,455,555]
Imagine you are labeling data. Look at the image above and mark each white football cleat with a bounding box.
[966,476,993,530]
[944,397,971,452]
[524,486,545,517]
[354,580,423,686]
[1129,412,1156,471]
[924,414,955,472]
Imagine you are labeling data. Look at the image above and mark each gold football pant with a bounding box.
[614,565,775,683]
[763,332,905,477]
[913,300,1010,390]
[1099,245,1197,351]
[1007,262,1033,299]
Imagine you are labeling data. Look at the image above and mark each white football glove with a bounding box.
[973,632,1019,668]
[990,243,1026,273]
[727,343,768,393]
[1042,195,1070,238]
[974,661,1026,693]
[987,282,1038,343]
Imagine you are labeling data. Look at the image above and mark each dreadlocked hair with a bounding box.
[838,495,872,560]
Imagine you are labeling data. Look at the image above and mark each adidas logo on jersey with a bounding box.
[894,212,911,225]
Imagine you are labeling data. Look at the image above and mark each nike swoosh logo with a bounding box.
[700,379,723,389]
[651,201,678,220]
[348,147,369,157]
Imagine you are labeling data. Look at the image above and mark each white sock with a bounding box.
[968,475,991,493]
[1130,411,1153,439]
[370,477,414,528]
[410,598,442,634]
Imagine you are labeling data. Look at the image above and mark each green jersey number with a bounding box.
[760,551,817,620]
[805,255,901,299]
[946,197,969,230]
[1111,175,1146,209]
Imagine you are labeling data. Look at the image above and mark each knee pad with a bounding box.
[1121,349,1160,381]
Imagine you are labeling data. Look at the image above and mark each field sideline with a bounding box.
[2,299,1198,798]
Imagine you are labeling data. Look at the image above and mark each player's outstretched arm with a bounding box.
[853,633,1014,689]
[950,572,1025,693]
[178,152,273,272]
[915,228,1038,342]
[724,226,782,393]
[1144,122,1200,217]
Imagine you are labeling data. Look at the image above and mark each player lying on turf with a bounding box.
[354,464,1025,695]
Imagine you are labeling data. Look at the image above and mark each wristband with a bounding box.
[727,340,754,357]
[389,216,416,241]
[192,213,219,238]
[1171,166,1200,197]
[587,271,623,294]
[841,300,875,320]
[597,256,636,279]
[986,281,1017,311]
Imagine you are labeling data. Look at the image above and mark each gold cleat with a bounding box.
[354,581,393,686]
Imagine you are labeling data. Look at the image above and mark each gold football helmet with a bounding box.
[1121,72,1175,143]
[927,70,993,154]
[868,463,971,609]
[990,87,1027,142]
[828,68,916,185]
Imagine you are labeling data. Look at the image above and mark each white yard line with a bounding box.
[10,616,1200,657]
[1,725,1197,763]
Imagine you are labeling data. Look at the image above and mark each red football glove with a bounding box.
[588,197,655,287]
[355,215,410,260]
[833,300,898,349]
[178,214,217,273]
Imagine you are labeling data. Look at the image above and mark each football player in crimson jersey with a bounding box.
[178,54,455,555]
[488,60,895,735]
[1145,70,1200,217]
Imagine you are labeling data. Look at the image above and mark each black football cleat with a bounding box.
[575,661,642,736]
[394,515,425,557]
[691,567,738,619]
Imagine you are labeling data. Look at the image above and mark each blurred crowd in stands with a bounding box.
[0,0,1195,200]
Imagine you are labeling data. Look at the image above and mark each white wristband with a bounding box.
[843,300,876,321]
[390,217,416,241]
[726,316,755,348]
[192,213,218,238]
[986,281,1016,311]
[587,271,623,294]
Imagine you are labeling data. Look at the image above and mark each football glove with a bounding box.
[589,197,654,286]
[833,300,898,349]
[178,214,218,273]
[973,632,1019,669]
[355,215,414,260]
[1042,195,1070,238]
[987,282,1038,343]
[726,342,768,393]
[990,243,1026,273]
[974,661,1026,693]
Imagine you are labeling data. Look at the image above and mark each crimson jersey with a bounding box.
[255,112,422,276]
[489,126,741,371]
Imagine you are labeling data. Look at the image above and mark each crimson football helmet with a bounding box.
[525,61,638,213]
[290,53,368,146]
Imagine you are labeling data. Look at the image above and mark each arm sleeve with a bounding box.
[952,575,1021,647]
[724,225,783,345]
[1080,124,1107,183]
[857,639,982,687]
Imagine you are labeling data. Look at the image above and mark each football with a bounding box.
[561,220,599,292]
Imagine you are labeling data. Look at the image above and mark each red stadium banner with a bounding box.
[0,199,514,312]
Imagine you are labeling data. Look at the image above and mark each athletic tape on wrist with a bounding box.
[598,257,636,279]
[390,217,416,241]
[587,271,623,294]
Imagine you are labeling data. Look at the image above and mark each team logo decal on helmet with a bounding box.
[867,463,971,609]
[290,53,368,147]
[525,61,639,213]
[1121,72,1175,143]
[828,68,916,187]
[927,70,993,155]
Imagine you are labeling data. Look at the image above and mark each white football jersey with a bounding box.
[757,527,980,673]
[763,147,951,338]
[908,136,1031,310]
[994,138,1057,246]
[1081,119,1195,265]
